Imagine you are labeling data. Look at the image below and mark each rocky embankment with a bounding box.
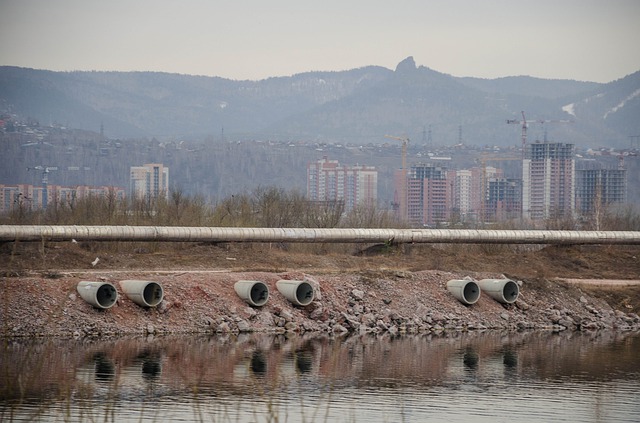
[2,268,639,338]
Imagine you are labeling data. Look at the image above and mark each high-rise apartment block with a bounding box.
[453,169,473,219]
[575,163,627,214]
[390,141,626,226]
[307,157,377,211]
[522,142,575,220]
[397,163,451,226]
[486,177,523,221]
[130,163,169,200]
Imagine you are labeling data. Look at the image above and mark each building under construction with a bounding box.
[522,141,575,220]
[575,161,627,215]
[486,177,523,222]
[403,163,450,226]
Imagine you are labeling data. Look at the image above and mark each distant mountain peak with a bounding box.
[395,56,417,73]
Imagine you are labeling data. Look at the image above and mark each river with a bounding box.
[1,330,638,422]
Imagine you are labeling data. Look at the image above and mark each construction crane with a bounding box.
[477,155,520,222]
[27,165,58,209]
[614,151,638,169]
[385,134,410,217]
[385,134,410,171]
[506,111,573,158]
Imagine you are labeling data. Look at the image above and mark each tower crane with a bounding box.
[384,134,409,171]
[385,134,410,217]
[506,111,573,158]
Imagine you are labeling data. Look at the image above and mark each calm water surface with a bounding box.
[1,331,638,422]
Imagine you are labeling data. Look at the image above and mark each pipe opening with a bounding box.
[250,283,269,306]
[96,284,118,308]
[142,282,164,307]
[462,282,480,304]
[502,280,519,303]
[295,282,314,306]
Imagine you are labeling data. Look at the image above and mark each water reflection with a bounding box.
[503,348,518,369]
[1,330,639,422]
[462,347,479,371]
[93,352,115,382]
[250,350,267,376]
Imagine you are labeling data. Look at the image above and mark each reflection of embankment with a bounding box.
[0,340,82,402]
[514,331,640,380]
[2,331,640,404]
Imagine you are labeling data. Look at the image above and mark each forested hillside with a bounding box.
[1,57,638,148]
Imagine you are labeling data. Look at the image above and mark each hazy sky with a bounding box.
[1,0,639,83]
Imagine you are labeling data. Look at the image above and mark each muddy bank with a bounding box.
[2,268,639,338]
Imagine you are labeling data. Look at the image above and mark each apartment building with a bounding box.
[0,184,125,213]
[486,178,523,221]
[575,162,627,215]
[401,163,451,226]
[130,163,169,201]
[522,142,575,220]
[454,169,473,219]
[306,157,377,211]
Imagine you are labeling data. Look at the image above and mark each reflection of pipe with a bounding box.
[295,351,313,374]
[136,350,162,380]
[250,350,267,376]
[141,358,162,380]
[478,278,520,304]
[120,280,164,307]
[93,352,115,381]
[463,347,479,370]
[276,280,315,306]
[234,280,269,307]
[3,225,640,245]
[77,281,118,309]
[503,350,518,369]
[446,279,481,305]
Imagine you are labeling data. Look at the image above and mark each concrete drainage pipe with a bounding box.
[234,280,270,307]
[478,278,520,304]
[120,280,164,307]
[77,281,118,309]
[276,280,315,306]
[446,279,481,305]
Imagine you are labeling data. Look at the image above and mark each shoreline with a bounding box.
[3,269,640,339]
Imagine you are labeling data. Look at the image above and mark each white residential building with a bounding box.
[307,157,377,211]
[130,163,169,200]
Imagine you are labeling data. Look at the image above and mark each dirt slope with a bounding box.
[1,241,639,338]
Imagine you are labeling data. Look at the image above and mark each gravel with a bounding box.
[2,268,639,339]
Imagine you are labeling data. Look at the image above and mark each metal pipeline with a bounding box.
[1,225,640,245]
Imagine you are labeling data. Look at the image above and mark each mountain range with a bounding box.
[1,57,639,149]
